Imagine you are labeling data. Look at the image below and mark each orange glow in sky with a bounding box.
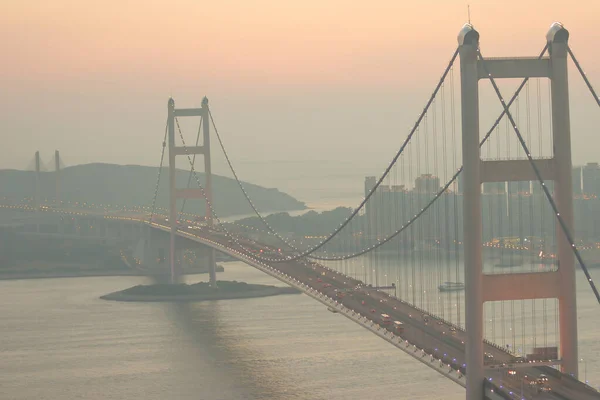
[1,0,599,171]
[3,0,598,89]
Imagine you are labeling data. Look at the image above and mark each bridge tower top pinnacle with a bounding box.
[457,23,479,46]
[547,22,569,43]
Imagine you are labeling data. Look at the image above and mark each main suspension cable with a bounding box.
[291,45,551,261]
[180,46,549,265]
[568,46,600,108]
[172,117,305,261]
[211,45,550,263]
[206,48,460,261]
[207,109,296,250]
[478,50,600,304]
[149,120,169,222]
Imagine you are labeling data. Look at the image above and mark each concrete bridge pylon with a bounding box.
[167,97,217,285]
[458,22,578,400]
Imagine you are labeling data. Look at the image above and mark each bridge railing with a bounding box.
[483,380,514,400]
[537,365,599,394]
[371,284,513,356]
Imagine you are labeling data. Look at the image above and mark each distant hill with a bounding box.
[0,163,306,217]
[236,207,354,236]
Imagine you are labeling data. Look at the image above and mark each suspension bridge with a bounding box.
[2,23,600,400]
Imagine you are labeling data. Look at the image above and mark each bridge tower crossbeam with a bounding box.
[458,23,578,400]
[167,97,216,285]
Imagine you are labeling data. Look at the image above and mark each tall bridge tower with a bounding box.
[54,150,61,205]
[167,97,217,284]
[32,150,62,208]
[459,23,578,399]
[33,151,41,212]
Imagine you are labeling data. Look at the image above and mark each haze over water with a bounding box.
[0,264,463,400]
[1,260,599,400]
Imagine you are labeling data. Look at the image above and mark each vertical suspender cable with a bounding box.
[417,116,424,309]
[432,98,441,317]
[205,50,460,261]
[441,80,451,321]
[568,47,600,108]
[149,121,169,222]
[401,150,409,301]
[409,138,416,306]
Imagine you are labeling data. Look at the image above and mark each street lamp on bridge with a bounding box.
[581,358,588,384]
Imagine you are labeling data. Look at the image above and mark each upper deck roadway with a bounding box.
[4,205,599,399]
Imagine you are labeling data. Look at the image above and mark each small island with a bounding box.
[100,280,301,302]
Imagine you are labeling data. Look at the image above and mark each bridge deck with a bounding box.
[3,205,599,399]
[160,220,599,400]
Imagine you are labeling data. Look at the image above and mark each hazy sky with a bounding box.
[2,0,599,190]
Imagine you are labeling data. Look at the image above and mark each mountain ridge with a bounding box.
[0,163,306,217]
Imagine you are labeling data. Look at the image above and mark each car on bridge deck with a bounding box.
[381,314,392,325]
[537,374,549,384]
[394,321,405,334]
[539,385,552,393]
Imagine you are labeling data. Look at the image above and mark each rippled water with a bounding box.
[1,262,598,399]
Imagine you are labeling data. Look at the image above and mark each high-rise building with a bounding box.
[572,166,582,195]
[582,162,600,197]
[483,182,506,194]
[508,181,530,195]
[365,176,377,196]
[415,174,440,193]
[391,185,407,192]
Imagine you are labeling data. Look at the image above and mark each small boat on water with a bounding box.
[438,282,465,292]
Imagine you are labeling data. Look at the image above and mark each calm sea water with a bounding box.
[217,158,380,209]
[1,263,467,400]
[1,262,599,400]
[2,163,599,399]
